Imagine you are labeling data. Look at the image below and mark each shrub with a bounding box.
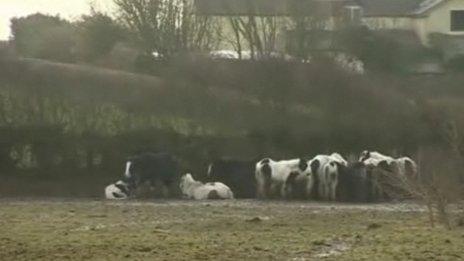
[339,26,437,74]
[10,13,76,62]
[74,12,125,62]
[446,55,464,72]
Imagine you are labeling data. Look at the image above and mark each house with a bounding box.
[358,0,464,50]
[194,0,464,61]
[195,0,358,55]
[196,0,378,17]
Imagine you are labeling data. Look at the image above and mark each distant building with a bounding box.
[194,0,464,60]
[359,0,464,46]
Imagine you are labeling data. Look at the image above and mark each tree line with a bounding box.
[8,0,461,73]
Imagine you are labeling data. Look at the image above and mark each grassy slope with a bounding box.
[0,200,462,260]
[0,57,316,137]
[0,57,427,148]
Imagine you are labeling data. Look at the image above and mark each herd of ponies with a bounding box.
[105,150,418,202]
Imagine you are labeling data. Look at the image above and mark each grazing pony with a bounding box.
[179,173,234,200]
[359,151,418,180]
[359,150,419,199]
[255,158,310,199]
[396,157,419,180]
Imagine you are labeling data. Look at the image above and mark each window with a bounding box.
[344,6,363,24]
[451,10,464,32]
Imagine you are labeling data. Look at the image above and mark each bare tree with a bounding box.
[288,15,327,60]
[377,147,462,230]
[226,15,278,60]
[114,0,220,58]
[227,17,243,59]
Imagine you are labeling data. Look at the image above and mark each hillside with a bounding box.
[0,55,454,195]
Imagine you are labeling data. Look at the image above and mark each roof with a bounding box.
[356,0,445,17]
[195,0,447,17]
[194,0,357,16]
[194,0,287,16]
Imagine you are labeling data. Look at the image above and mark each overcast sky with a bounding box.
[0,0,115,40]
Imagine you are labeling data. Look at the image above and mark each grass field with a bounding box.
[0,199,463,260]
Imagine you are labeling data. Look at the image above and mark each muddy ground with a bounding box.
[0,199,463,260]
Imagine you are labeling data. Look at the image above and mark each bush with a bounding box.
[339,26,437,74]
[10,13,76,62]
[446,55,464,72]
[74,12,125,62]
[0,56,451,197]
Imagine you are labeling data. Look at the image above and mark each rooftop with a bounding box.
[356,0,444,17]
[194,0,446,17]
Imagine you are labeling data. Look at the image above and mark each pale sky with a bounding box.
[0,0,115,40]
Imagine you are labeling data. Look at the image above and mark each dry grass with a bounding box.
[0,199,463,260]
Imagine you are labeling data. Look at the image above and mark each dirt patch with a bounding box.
[313,239,352,258]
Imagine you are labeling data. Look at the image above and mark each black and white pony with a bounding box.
[359,150,418,180]
[359,150,419,199]
[180,173,234,200]
[255,158,311,199]
[114,152,180,198]
[105,180,132,199]
[309,153,348,201]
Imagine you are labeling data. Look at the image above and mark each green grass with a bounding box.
[0,200,463,260]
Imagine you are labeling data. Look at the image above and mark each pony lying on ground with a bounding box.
[179,173,234,200]
[105,180,131,199]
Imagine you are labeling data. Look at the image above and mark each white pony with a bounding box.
[359,150,395,167]
[179,173,234,200]
[105,180,130,199]
[395,156,418,179]
[255,158,310,199]
[330,153,348,166]
[309,153,348,201]
[360,151,418,179]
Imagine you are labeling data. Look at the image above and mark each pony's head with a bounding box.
[359,150,370,162]
[179,173,195,196]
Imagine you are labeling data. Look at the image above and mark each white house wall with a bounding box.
[361,0,464,46]
[421,0,464,44]
[362,17,416,31]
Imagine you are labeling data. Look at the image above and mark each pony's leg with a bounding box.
[271,182,282,199]
[319,182,325,201]
[327,184,332,201]
[258,174,272,199]
[256,178,266,199]
[305,178,313,200]
[281,184,289,199]
[328,184,334,201]
[331,183,337,201]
